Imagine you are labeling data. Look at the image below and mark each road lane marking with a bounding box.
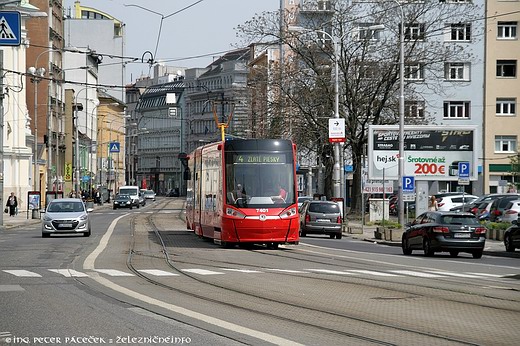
[347,270,401,277]
[94,269,134,277]
[306,269,356,275]
[425,271,484,279]
[0,285,24,292]
[181,269,225,275]
[138,269,179,276]
[221,269,263,273]
[265,269,308,273]
[48,269,89,277]
[3,270,41,277]
[390,270,445,278]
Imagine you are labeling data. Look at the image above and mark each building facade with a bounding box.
[483,0,520,193]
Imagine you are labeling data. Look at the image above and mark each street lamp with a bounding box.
[394,0,406,228]
[288,24,384,200]
[27,66,46,192]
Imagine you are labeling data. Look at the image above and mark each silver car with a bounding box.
[299,200,343,239]
[42,198,93,238]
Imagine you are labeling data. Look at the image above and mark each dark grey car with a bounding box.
[402,211,487,258]
[299,200,342,239]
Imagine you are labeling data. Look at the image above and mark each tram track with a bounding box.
[120,200,505,345]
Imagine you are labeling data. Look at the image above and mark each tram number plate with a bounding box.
[316,219,330,222]
[453,233,470,238]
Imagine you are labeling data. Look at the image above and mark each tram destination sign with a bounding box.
[368,125,478,181]
[234,153,287,164]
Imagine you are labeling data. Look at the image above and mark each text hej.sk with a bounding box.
[376,155,397,164]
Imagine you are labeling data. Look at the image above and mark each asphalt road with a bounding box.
[1,198,519,345]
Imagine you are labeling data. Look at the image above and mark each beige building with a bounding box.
[483,1,520,193]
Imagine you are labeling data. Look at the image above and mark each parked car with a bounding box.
[450,193,520,213]
[436,194,478,211]
[297,196,313,208]
[299,200,343,239]
[476,201,494,221]
[504,220,520,252]
[500,200,520,223]
[167,188,180,197]
[143,189,156,201]
[489,195,520,222]
[401,211,487,258]
[138,191,146,207]
[42,198,92,238]
[113,194,138,209]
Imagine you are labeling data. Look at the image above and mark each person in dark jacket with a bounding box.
[6,192,18,217]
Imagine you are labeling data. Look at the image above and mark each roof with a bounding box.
[136,80,185,111]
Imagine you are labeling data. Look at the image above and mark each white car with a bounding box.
[501,200,520,223]
[42,198,93,237]
[437,194,478,211]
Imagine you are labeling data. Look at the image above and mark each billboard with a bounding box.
[368,125,478,181]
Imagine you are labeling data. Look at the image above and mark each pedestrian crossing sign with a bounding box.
[0,11,21,46]
[109,141,120,153]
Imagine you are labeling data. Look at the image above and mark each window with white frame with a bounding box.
[497,21,517,39]
[496,60,517,77]
[355,23,382,40]
[405,63,425,80]
[446,23,471,41]
[404,23,425,40]
[495,135,517,153]
[443,101,470,119]
[405,101,425,118]
[444,62,470,80]
[496,98,516,116]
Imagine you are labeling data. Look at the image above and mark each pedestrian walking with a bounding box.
[428,196,438,211]
[6,192,18,217]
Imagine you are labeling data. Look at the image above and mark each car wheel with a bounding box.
[505,235,515,252]
[449,251,459,257]
[84,230,91,237]
[336,233,342,239]
[113,207,117,210]
[472,250,483,259]
[402,238,412,255]
[329,234,335,239]
[42,233,50,238]
[423,238,434,257]
[129,206,132,210]
[137,204,140,209]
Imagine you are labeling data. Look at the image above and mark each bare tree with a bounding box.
[238,1,482,211]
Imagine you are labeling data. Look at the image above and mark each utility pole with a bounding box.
[0,52,5,230]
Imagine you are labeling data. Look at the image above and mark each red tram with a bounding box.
[185,139,299,247]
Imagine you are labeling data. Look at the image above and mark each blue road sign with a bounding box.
[403,176,415,192]
[458,161,470,178]
[0,11,21,46]
[109,142,120,153]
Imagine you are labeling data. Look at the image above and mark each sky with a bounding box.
[64,0,281,82]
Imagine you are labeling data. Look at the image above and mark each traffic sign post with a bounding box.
[0,11,21,46]
[402,176,415,192]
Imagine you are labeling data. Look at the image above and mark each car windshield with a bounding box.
[308,203,339,213]
[48,202,84,213]
[441,215,479,225]
[145,191,154,195]
[118,195,130,200]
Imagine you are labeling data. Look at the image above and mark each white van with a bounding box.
[118,186,140,207]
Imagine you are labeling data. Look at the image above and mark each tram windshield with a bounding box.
[225,152,295,208]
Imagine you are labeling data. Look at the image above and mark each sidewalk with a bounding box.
[344,218,515,257]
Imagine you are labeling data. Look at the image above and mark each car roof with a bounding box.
[50,198,83,203]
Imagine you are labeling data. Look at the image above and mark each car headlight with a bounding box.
[79,214,88,221]
[43,215,52,222]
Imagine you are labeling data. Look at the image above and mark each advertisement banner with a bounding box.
[368,126,478,181]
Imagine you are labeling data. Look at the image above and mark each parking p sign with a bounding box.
[458,162,470,178]
[403,176,415,192]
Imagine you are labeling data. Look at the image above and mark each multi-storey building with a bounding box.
[483,1,520,193]
[26,0,65,197]
[292,0,486,199]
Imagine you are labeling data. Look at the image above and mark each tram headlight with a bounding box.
[280,207,297,219]
[226,207,246,219]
